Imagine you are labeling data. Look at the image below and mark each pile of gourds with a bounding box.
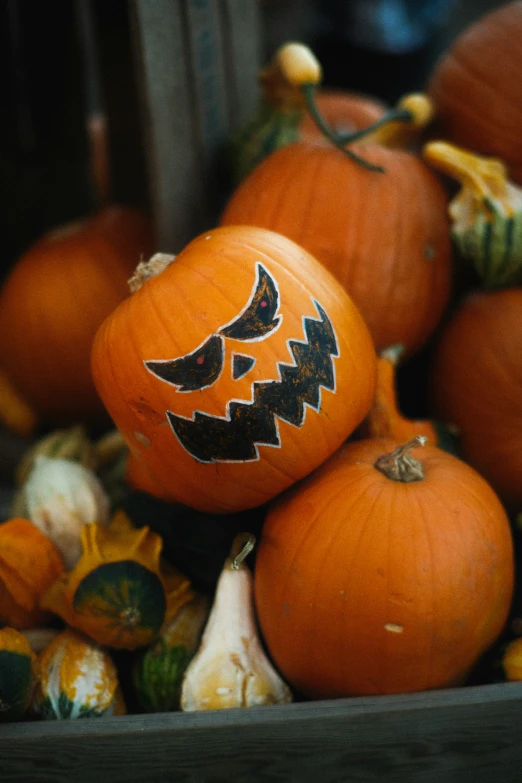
[2,0,522,722]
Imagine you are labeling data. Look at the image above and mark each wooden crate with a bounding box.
[1,4,521,782]
[131,0,262,253]
[2,682,522,782]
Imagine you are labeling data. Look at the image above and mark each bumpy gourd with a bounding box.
[33,629,125,719]
[41,512,193,650]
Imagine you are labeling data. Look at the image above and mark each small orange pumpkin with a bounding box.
[0,518,64,629]
[254,437,514,698]
[427,1,522,185]
[91,226,377,513]
[221,140,452,358]
[430,287,522,511]
[0,206,154,426]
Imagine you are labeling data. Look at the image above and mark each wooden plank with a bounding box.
[130,0,203,253]
[2,683,522,782]
[220,0,262,130]
[183,0,233,224]
[185,0,229,165]
[130,0,261,253]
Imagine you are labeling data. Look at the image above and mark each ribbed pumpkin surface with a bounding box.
[221,143,452,357]
[254,438,514,698]
[431,287,522,511]
[92,226,377,513]
[428,1,522,184]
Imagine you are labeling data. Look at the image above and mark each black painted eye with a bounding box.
[145,334,224,391]
[219,264,280,341]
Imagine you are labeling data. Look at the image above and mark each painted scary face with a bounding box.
[144,263,339,464]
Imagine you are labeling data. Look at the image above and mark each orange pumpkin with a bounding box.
[0,518,64,629]
[0,206,154,426]
[220,141,452,357]
[299,89,386,144]
[427,2,522,185]
[91,226,377,513]
[254,437,514,698]
[430,287,522,511]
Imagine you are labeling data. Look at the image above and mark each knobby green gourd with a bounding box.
[134,592,210,713]
[423,140,522,288]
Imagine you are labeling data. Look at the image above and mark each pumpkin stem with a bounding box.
[300,84,385,173]
[229,532,256,571]
[128,253,175,293]
[337,93,434,148]
[271,41,384,171]
[374,436,427,482]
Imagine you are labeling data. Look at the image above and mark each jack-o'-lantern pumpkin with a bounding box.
[91,226,377,514]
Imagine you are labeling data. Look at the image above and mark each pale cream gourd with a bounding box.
[180,534,292,711]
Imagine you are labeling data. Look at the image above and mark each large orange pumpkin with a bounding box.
[430,287,522,511]
[91,226,376,514]
[427,1,522,185]
[254,437,514,698]
[220,141,452,357]
[0,206,154,426]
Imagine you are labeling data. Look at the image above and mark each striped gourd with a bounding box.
[33,629,125,719]
[423,141,522,288]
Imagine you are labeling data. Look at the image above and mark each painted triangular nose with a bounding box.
[232,354,256,380]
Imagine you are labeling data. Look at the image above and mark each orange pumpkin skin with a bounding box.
[254,438,514,698]
[221,142,452,357]
[428,2,522,184]
[0,206,154,426]
[91,226,376,514]
[431,288,522,511]
[299,89,386,144]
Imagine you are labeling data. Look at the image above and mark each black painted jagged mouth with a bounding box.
[166,301,339,463]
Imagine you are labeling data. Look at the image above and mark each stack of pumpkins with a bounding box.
[1,1,522,715]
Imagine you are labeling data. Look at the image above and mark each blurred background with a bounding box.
[0,0,507,279]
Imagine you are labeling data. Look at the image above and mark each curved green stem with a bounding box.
[301,84,385,173]
[337,108,413,144]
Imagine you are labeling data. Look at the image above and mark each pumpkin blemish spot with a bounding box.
[424,244,435,260]
[134,431,151,449]
[384,623,404,633]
